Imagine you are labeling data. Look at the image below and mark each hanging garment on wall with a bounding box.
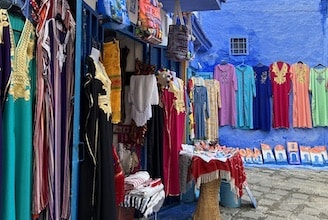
[204,79,221,141]
[252,64,272,131]
[78,56,116,220]
[103,40,122,124]
[213,63,237,127]
[128,74,159,127]
[193,86,210,139]
[146,105,164,178]
[1,10,35,220]
[161,78,186,196]
[97,0,130,29]
[269,61,291,128]
[290,62,312,128]
[235,64,256,129]
[309,65,328,127]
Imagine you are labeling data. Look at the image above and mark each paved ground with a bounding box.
[222,165,328,220]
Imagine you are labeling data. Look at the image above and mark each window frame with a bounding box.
[229,36,249,56]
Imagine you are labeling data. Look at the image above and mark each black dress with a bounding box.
[78,56,116,220]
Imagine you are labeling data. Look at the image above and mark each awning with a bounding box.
[161,0,226,12]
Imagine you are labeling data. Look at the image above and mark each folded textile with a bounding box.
[125,171,150,189]
[128,183,164,198]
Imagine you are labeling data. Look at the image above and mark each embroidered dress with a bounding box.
[78,56,116,220]
[162,78,186,196]
[103,40,122,124]
[205,79,221,141]
[2,11,35,220]
[269,61,291,128]
[235,64,256,129]
[309,67,328,127]
[253,65,272,131]
[290,63,312,128]
[213,63,237,127]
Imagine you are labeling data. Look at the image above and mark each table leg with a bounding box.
[193,179,221,220]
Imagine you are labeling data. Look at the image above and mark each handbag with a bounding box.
[166,0,189,62]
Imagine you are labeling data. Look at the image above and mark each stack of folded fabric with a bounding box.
[123,171,165,217]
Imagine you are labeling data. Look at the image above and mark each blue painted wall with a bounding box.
[192,0,328,149]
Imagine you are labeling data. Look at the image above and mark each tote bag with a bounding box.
[166,0,189,62]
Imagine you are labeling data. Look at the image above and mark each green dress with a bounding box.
[1,12,35,220]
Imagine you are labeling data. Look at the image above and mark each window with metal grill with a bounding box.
[230,37,248,55]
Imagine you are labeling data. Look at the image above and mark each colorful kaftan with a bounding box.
[193,86,210,139]
[162,78,186,196]
[269,61,291,128]
[78,56,116,220]
[290,62,312,128]
[205,79,221,141]
[213,63,237,127]
[1,11,35,220]
[309,67,328,127]
[235,64,256,129]
[253,65,272,131]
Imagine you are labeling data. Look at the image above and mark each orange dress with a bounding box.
[290,62,312,128]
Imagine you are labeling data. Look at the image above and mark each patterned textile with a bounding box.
[191,153,246,199]
[103,40,122,124]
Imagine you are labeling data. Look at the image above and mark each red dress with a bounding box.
[162,79,186,196]
[269,61,291,128]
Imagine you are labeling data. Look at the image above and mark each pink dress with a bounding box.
[213,63,237,126]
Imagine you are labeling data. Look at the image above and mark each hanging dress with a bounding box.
[213,63,237,127]
[0,9,12,217]
[162,78,186,196]
[235,64,256,129]
[252,65,272,131]
[1,10,35,220]
[309,66,328,127]
[78,56,116,220]
[204,79,221,141]
[269,61,291,128]
[290,62,312,128]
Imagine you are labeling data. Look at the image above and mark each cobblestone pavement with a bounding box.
[221,165,328,220]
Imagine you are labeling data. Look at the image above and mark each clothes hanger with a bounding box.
[297,61,303,64]
[314,63,326,69]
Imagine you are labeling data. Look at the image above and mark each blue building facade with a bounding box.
[191,0,328,149]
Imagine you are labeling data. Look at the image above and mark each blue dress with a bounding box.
[252,65,272,131]
[193,86,209,139]
[235,64,256,129]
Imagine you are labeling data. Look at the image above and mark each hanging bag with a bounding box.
[166,0,189,62]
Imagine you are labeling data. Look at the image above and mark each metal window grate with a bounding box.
[230,37,248,55]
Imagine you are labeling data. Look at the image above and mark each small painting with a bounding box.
[274,144,288,164]
[299,146,312,165]
[260,143,276,164]
[286,142,301,165]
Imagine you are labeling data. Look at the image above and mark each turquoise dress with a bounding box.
[1,12,35,220]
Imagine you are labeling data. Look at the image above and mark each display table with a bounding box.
[180,152,246,220]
